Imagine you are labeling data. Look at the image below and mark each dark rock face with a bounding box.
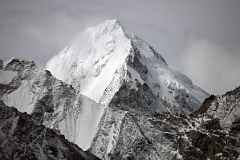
[127,45,148,81]
[148,45,167,66]
[109,82,163,113]
[191,95,216,117]
[0,101,100,160]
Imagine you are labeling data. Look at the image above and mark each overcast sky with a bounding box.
[0,0,240,94]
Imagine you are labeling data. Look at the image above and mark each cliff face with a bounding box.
[0,101,100,160]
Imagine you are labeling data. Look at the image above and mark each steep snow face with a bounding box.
[3,80,34,114]
[0,58,105,151]
[46,20,131,103]
[55,95,105,150]
[46,19,208,114]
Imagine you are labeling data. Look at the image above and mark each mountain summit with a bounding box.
[46,19,208,114]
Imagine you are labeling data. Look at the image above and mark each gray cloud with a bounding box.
[0,0,240,94]
[181,35,240,94]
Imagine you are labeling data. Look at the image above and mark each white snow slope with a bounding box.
[0,58,105,151]
[46,19,208,114]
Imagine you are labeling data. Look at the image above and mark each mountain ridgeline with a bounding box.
[0,20,239,160]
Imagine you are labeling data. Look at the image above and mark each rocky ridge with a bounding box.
[91,87,240,159]
[0,100,100,160]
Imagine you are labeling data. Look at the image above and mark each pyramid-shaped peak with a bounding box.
[46,19,208,112]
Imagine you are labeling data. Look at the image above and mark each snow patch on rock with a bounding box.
[0,70,18,84]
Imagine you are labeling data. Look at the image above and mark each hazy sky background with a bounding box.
[0,0,240,94]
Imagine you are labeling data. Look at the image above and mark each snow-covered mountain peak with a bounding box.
[46,19,133,102]
[46,20,208,114]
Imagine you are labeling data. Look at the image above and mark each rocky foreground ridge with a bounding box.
[97,86,240,159]
[0,100,100,160]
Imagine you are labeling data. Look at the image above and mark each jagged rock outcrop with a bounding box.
[192,86,240,130]
[91,87,240,160]
[0,101,100,160]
